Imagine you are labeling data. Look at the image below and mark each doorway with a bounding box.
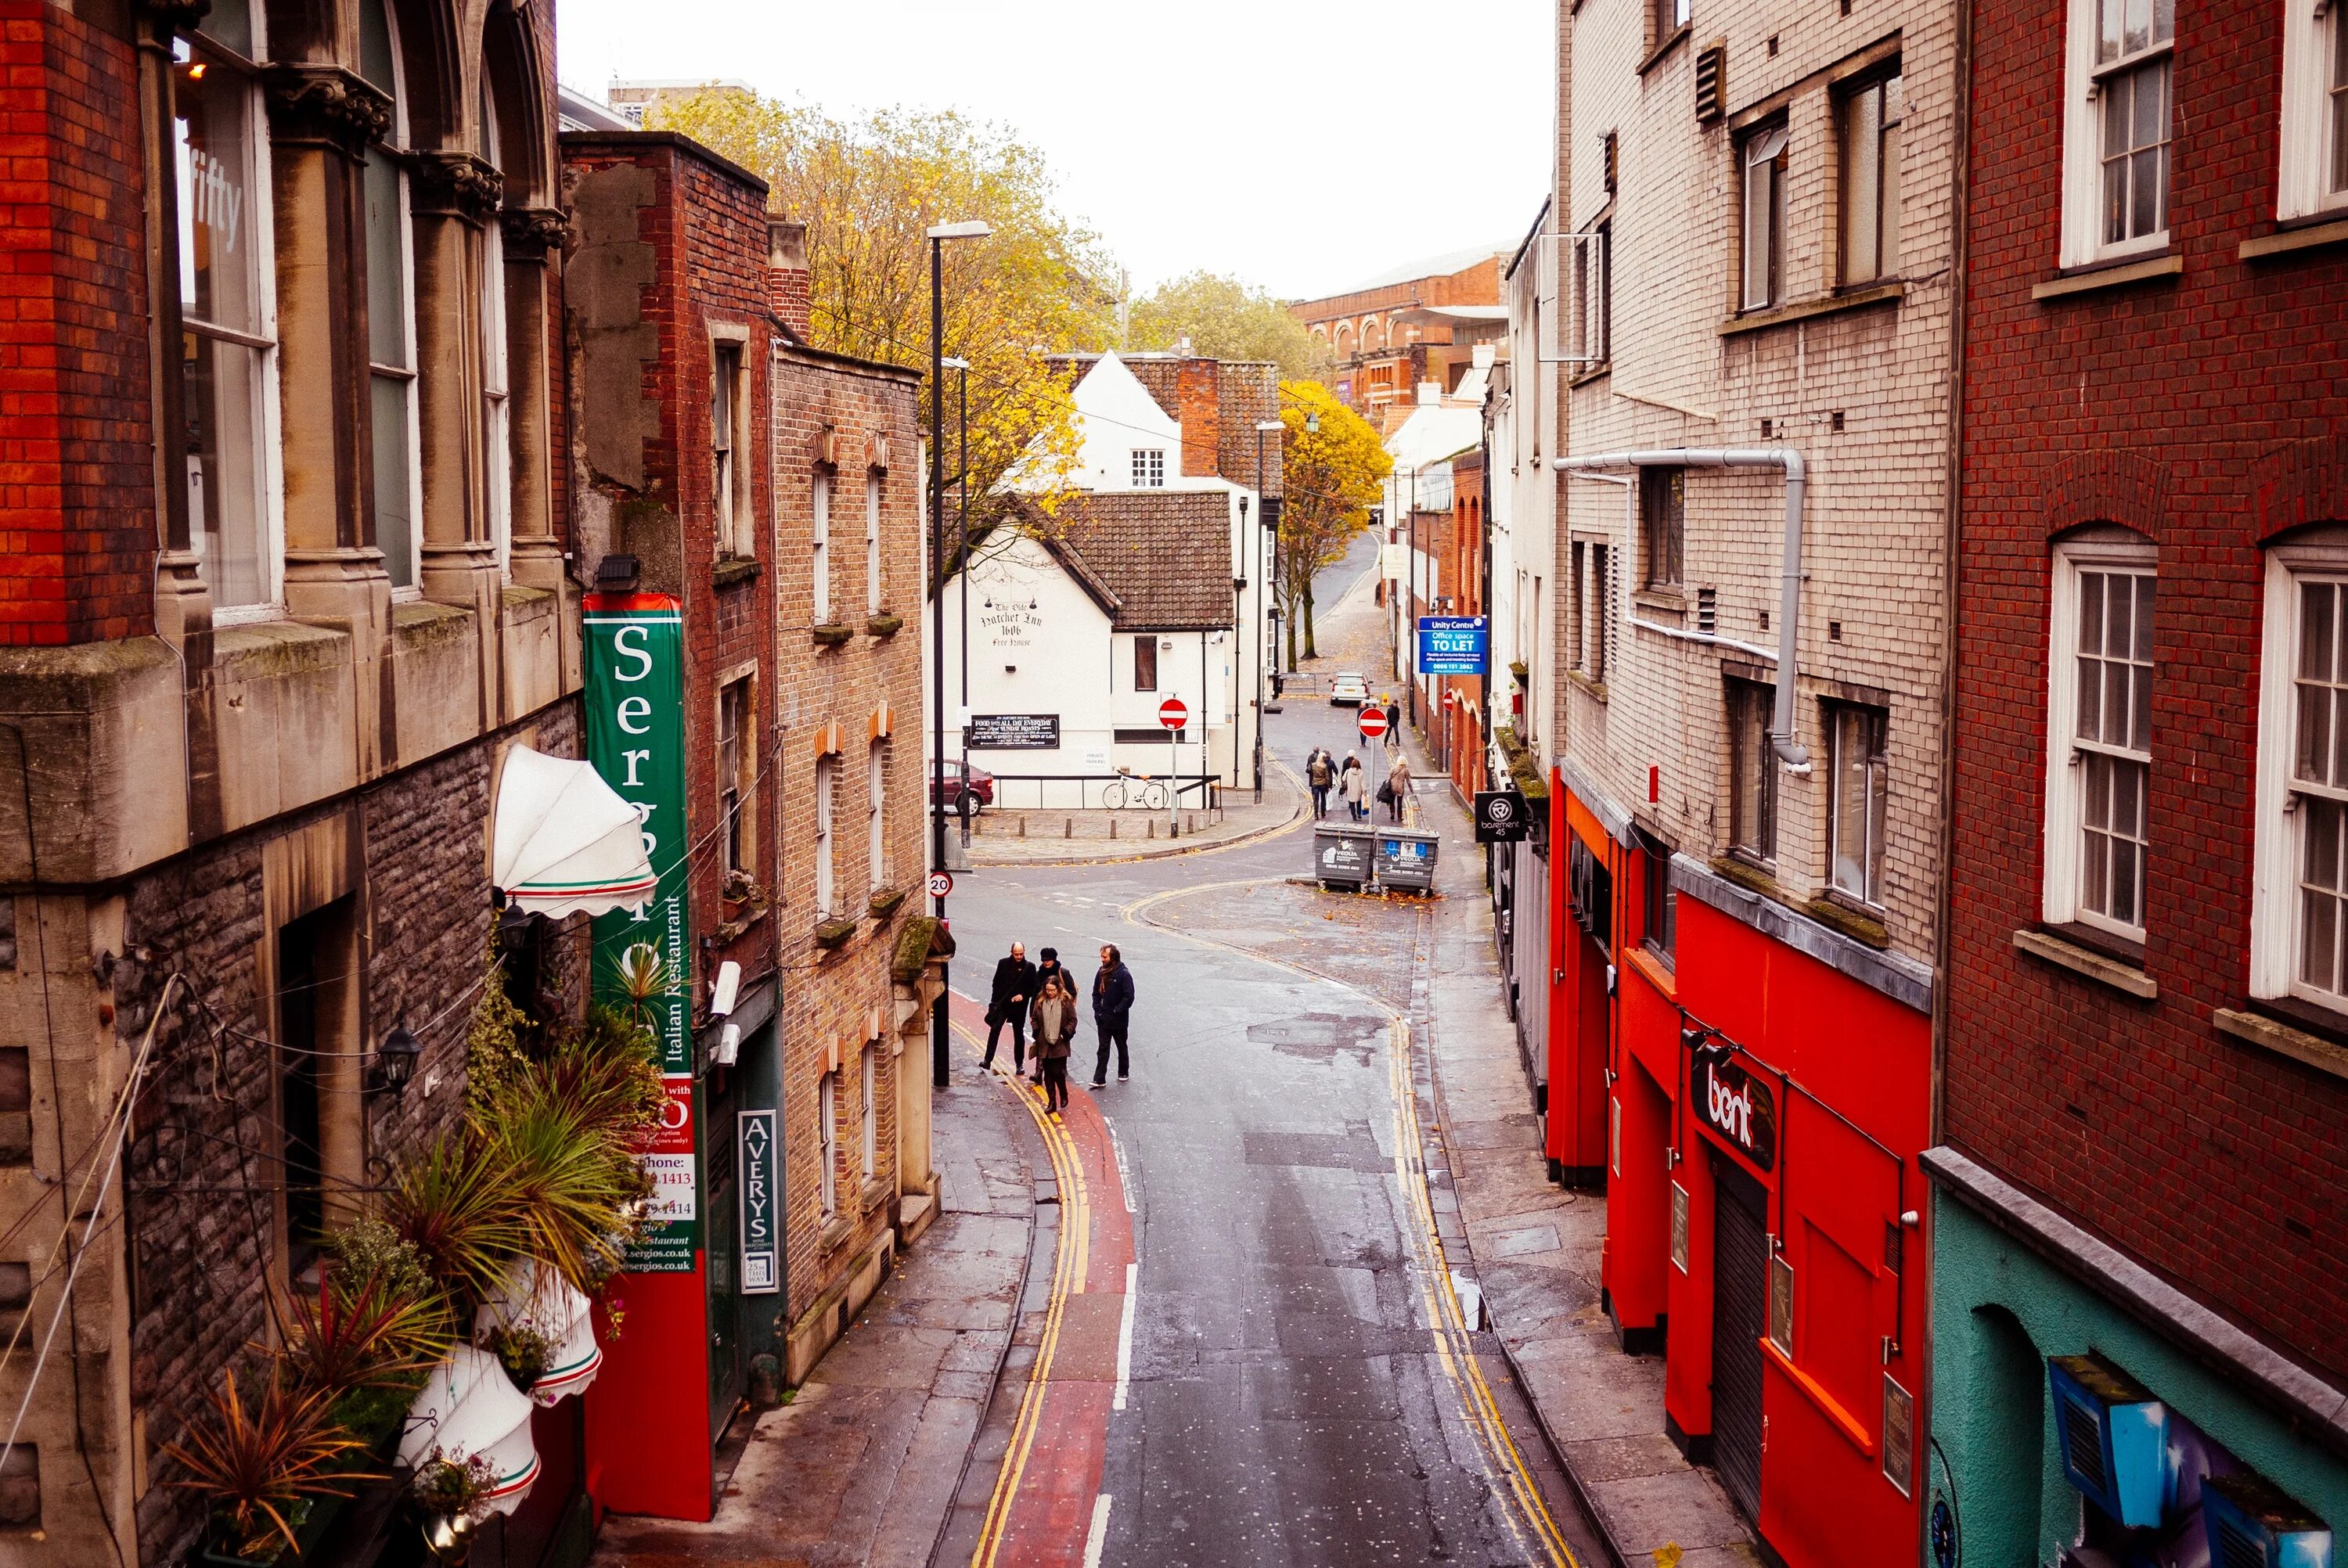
[1710,1147,1768,1523]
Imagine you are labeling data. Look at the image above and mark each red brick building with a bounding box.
[1289,249,1507,423]
[561,128,936,1522]
[1924,0,2348,1555]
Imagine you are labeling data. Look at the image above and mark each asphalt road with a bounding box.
[943,538,1596,1567]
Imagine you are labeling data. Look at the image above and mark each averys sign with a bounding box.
[1693,1052,1778,1171]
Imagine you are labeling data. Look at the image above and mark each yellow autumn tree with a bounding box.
[1277,379,1391,663]
[647,91,1118,545]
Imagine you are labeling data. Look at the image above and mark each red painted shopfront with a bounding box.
[1550,785,1929,1566]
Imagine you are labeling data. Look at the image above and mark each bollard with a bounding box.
[1064,817,1071,839]
[1018,816,1027,839]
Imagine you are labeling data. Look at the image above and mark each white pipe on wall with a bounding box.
[1552,447,1811,771]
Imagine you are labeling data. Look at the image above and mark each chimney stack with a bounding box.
[1177,356,1219,480]
[768,218,811,340]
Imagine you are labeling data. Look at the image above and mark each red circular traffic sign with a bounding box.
[927,871,953,899]
[1357,707,1390,740]
[1158,696,1189,731]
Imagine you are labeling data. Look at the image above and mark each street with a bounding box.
[931,545,1605,1567]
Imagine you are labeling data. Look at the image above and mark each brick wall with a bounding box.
[1946,0,2348,1379]
[766,343,924,1318]
[0,5,157,646]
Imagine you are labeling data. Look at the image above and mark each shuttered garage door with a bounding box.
[1710,1149,1769,1523]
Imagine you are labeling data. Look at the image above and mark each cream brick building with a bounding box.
[1534,0,1957,1558]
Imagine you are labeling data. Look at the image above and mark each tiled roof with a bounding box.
[1046,354,1283,496]
[1010,491,1232,631]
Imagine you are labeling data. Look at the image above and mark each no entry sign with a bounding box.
[1357,707,1390,742]
[1158,696,1189,731]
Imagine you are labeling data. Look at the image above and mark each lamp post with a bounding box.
[1251,419,1282,800]
[944,356,971,723]
[927,220,989,1092]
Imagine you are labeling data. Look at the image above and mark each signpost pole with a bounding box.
[1170,707,1179,836]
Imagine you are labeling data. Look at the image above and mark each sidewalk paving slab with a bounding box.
[588,1070,1039,1568]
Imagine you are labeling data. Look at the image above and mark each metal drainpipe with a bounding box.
[1550,448,1811,771]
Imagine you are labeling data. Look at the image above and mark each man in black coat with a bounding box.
[982,942,1039,1074]
[1088,942,1136,1088]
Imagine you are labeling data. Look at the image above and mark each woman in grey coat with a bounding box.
[1032,973,1079,1118]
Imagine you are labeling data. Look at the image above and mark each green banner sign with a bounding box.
[585,595,698,1273]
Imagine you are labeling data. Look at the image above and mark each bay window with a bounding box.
[2252,542,2348,1012]
[358,0,420,591]
[2044,537,2157,940]
[2277,0,2348,218]
[173,1,280,617]
[2062,0,2173,262]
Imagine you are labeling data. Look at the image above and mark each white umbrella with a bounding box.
[490,745,657,919]
[399,1346,542,1517]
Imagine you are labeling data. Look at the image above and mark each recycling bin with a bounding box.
[1375,826,1440,894]
[1312,823,1377,890]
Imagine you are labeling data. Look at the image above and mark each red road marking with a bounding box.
[949,990,1134,1563]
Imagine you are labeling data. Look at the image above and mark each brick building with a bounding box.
[0,0,585,1560]
[560,128,936,1520]
[1288,248,1507,423]
[1541,0,1957,1558]
[1922,0,2348,1555]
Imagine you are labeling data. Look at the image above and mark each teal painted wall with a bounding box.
[1925,1191,2348,1566]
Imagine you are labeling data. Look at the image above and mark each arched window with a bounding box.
[174,0,282,617]
[358,0,420,592]
[1334,323,1356,358]
[480,73,512,575]
[1362,318,1385,352]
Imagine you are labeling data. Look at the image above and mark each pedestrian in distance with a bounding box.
[1032,973,1078,1118]
[1089,943,1136,1087]
[1384,699,1403,750]
[1339,753,1368,822]
[981,941,1038,1074]
[1029,946,1072,1083]
[1307,748,1334,818]
[1385,751,1412,823]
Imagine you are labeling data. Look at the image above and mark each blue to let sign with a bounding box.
[1417,615,1489,675]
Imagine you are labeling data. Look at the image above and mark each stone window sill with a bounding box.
[1718,281,1904,338]
[1639,23,1691,74]
[817,1214,855,1254]
[712,556,761,591]
[2029,253,2181,301]
[2213,1006,2348,1083]
[1567,671,1609,704]
[1569,362,1613,390]
[859,1177,891,1215]
[2238,214,2348,262]
[2011,927,2156,998]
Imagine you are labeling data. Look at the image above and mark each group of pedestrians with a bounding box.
[1306,743,1412,824]
[980,940,1138,1120]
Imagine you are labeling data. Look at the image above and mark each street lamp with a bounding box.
[944,355,971,721]
[928,220,989,1092]
[1251,419,1282,801]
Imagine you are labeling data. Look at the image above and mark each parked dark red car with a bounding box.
[929,760,994,815]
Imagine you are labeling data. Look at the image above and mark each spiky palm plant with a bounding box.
[281,1275,447,1397]
[491,1097,636,1293]
[382,1135,529,1314]
[164,1365,376,1563]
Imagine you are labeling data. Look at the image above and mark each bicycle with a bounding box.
[1101,771,1168,811]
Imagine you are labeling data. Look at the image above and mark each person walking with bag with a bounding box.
[982,942,1038,1074]
[1338,753,1368,822]
[1385,751,1412,823]
[1032,974,1078,1118]
[1026,946,1072,1084]
[1088,943,1136,1087]
[1307,748,1334,818]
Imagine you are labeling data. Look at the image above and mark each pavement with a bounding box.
[962,762,1305,868]
[587,1052,1040,1568]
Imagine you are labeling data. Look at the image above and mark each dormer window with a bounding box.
[1131,448,1165,488]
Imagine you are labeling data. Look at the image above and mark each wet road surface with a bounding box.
[939,543,1601,1567]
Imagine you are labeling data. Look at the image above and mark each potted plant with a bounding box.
[480,1322,554,1395]
[409,1448,498,1564]
[166,1365,376,1566]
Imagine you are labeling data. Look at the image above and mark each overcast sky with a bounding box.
[553,0,1555,302]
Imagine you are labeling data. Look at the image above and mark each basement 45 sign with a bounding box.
[585,594,698,1273]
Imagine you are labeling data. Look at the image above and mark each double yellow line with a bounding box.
[1122,879,1579,1568]
[966,1036,1091,1568]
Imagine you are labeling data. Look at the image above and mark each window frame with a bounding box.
[1838,69,1906,287]
[2061,0,2175,264]
[2278,0,2348,220]
[859,1044,877,1180]
[1131,448,1166,488]
[1824,701,1890,908]
[1640,830,1677,966]
[1651,0,1692,51]
[710,333,751,559]
[2043,534,2158,939]
[717,674,752,878]
[1729,677,1780,866]
[1133,635,1158,693]
[817,1070,837,1220]
[865,469,884,613]
[1740,120,1790,312]
[814,753,835,918]
[479,76,511,579]
[172,19,287,624]
[867,738,887,895]
[1640,466,1684,589]
[812,466,833,623]
[357,0,421,599]
[2251,539,2348,1012]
